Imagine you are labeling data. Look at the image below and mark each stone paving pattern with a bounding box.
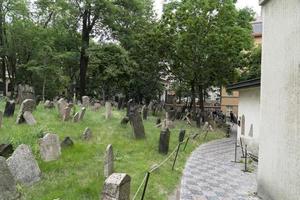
[180,126,259,200]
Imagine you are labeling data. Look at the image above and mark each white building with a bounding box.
[258,0,300,199]
[228,78,261,157]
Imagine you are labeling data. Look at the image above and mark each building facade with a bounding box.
[258,0,300,199]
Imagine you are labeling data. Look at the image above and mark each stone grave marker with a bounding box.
[104,144,114,178]
[156,118,161,125]
[16,84,35,104]
[82,96,90,108]
[61,137,74,148]
[105,101,112,119]
[73,112,79,122]
[82,127,93,140]
[16,99,36,124]
[57,98,68,117]
[7,144,41,186]
[39,133,61,162]
[0,144,14,158]
[63,105,72,121]
[142,105,148,120]
[121,116,129,125]
[0,157,20,200]
[179,129,186,143]
[159,128,170,154]
[102,173,131,200]
[44,100,54,109]
[23,111,37,125]
[241,115,245,135]
[4,100,15,117]
[129,107,145,139]
[92,102,101,111]
[78,107,86,121]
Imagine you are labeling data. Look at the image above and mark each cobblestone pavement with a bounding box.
[180,126,259,200]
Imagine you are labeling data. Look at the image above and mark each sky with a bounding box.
[154,0,261,17]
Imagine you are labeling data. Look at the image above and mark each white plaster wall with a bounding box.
[258,0,300,199]
[237,87,260,156]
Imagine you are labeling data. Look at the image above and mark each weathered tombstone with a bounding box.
[167,109,176,121]
[0,111,2,128]
[142,105,148,120]
[159,128,170,154]
[105,101,112,119]
[104,144,114,178]
[102,173,131,200]
[63,105,72,121]
[126,99,134,116]
[156,118,161,125]
[23,111,37,125]
[57,98,68,117]
[121,116,130,125]
[129,107,146,139]
[82,96,90,108]
[0,144,14,158]
[249,124,254,137]
[0,157,20,200]
[44,100,54,109]
[61,137,74,148]
[179,129,186,143]
[39,133,61,162]
[73,112,79,123]
[4,100,15,117]
[7,144,41,186]
[82,127,92,140]
[16,99,36,124]
[117,97,124,110]
[92,102,101,111]
[16,84,35,104]
[78,107,86,121]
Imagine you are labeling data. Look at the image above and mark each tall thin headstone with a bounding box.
[4,100,15,117]
[78,107,86,121]
[129,107,146,139]
[105,101,112,119]
[82,96,90,108]
[104,144,114,178]
[241,115,245,135]
[159,128,170,154]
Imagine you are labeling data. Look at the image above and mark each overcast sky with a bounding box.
[154,0,261,17]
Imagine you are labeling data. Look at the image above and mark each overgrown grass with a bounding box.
[0,101,225,200]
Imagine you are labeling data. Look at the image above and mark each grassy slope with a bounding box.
[0,101,225,200]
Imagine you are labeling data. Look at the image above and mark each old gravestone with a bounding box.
[104,144,114,178]
[73,112,79,123]
[82,96,90,108]
[23,111,37,125]
[159,128,170,154]
[92,102,101,111]
[16,99,36,124]
[105,101,112,119]
[7,144,41,186]
[57,98,68,117]
[0,111,2,128]
[102,173,131,200]
[0,144,14,158]
[16,84,35,104]
[0,157,20,200]
[4,100,15,117]
[39,133,61,162]
[126,99,134,116]
[141,105,148,120]
[44,100,54,109]
[82,127,92,140]
[179,129,186,143]
[63,105,72,121]
[128,106,145,139]
[156,118,161,125]
[61,137,74,148]
[78,107,86,121]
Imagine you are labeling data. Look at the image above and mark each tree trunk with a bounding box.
[42,77,46,102]
[0,4,6,96]
[79,11,90,98]
[190,82,196,118]
[199,85,204,112]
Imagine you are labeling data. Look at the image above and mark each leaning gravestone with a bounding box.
[159,128,170,154]
[82,127,92,140]
[73,112,79,122]
[16,99,36,124]
[7,144,41,186]
[78,107,86,121]
[39,133,61,162]
[4,100,15,117]
[141,105,148,120]
[61,137,74,148]
[23,111,37,125]
[82,96,90,108]
[128,107,145,139]
[105,101,112,119]
[0,111,2,128]
[57,98,68,117]
[0,157,20,200]
[104,144,114,178]
[0,144,14,158]
[102,173,131,200]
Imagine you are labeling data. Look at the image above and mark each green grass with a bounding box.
[0,101,225,200]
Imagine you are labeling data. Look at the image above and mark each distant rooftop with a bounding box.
[252,19,262,37]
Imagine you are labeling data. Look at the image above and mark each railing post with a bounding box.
[183,137,190,151]
[172,143,181,170]
[141,172,150,200]
[243,145,249,172]
[240,137,245,158]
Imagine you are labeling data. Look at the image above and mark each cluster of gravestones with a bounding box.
[0,126,96,199]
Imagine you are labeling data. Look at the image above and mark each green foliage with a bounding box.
[239,45,261,81]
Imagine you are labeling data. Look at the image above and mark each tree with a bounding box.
[239,45,261,81]
[162,0,254,112]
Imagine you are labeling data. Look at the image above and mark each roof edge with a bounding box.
[259,0,270,6]
[227,78,261,90]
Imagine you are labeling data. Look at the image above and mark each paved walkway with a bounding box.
[180,126,259,200]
